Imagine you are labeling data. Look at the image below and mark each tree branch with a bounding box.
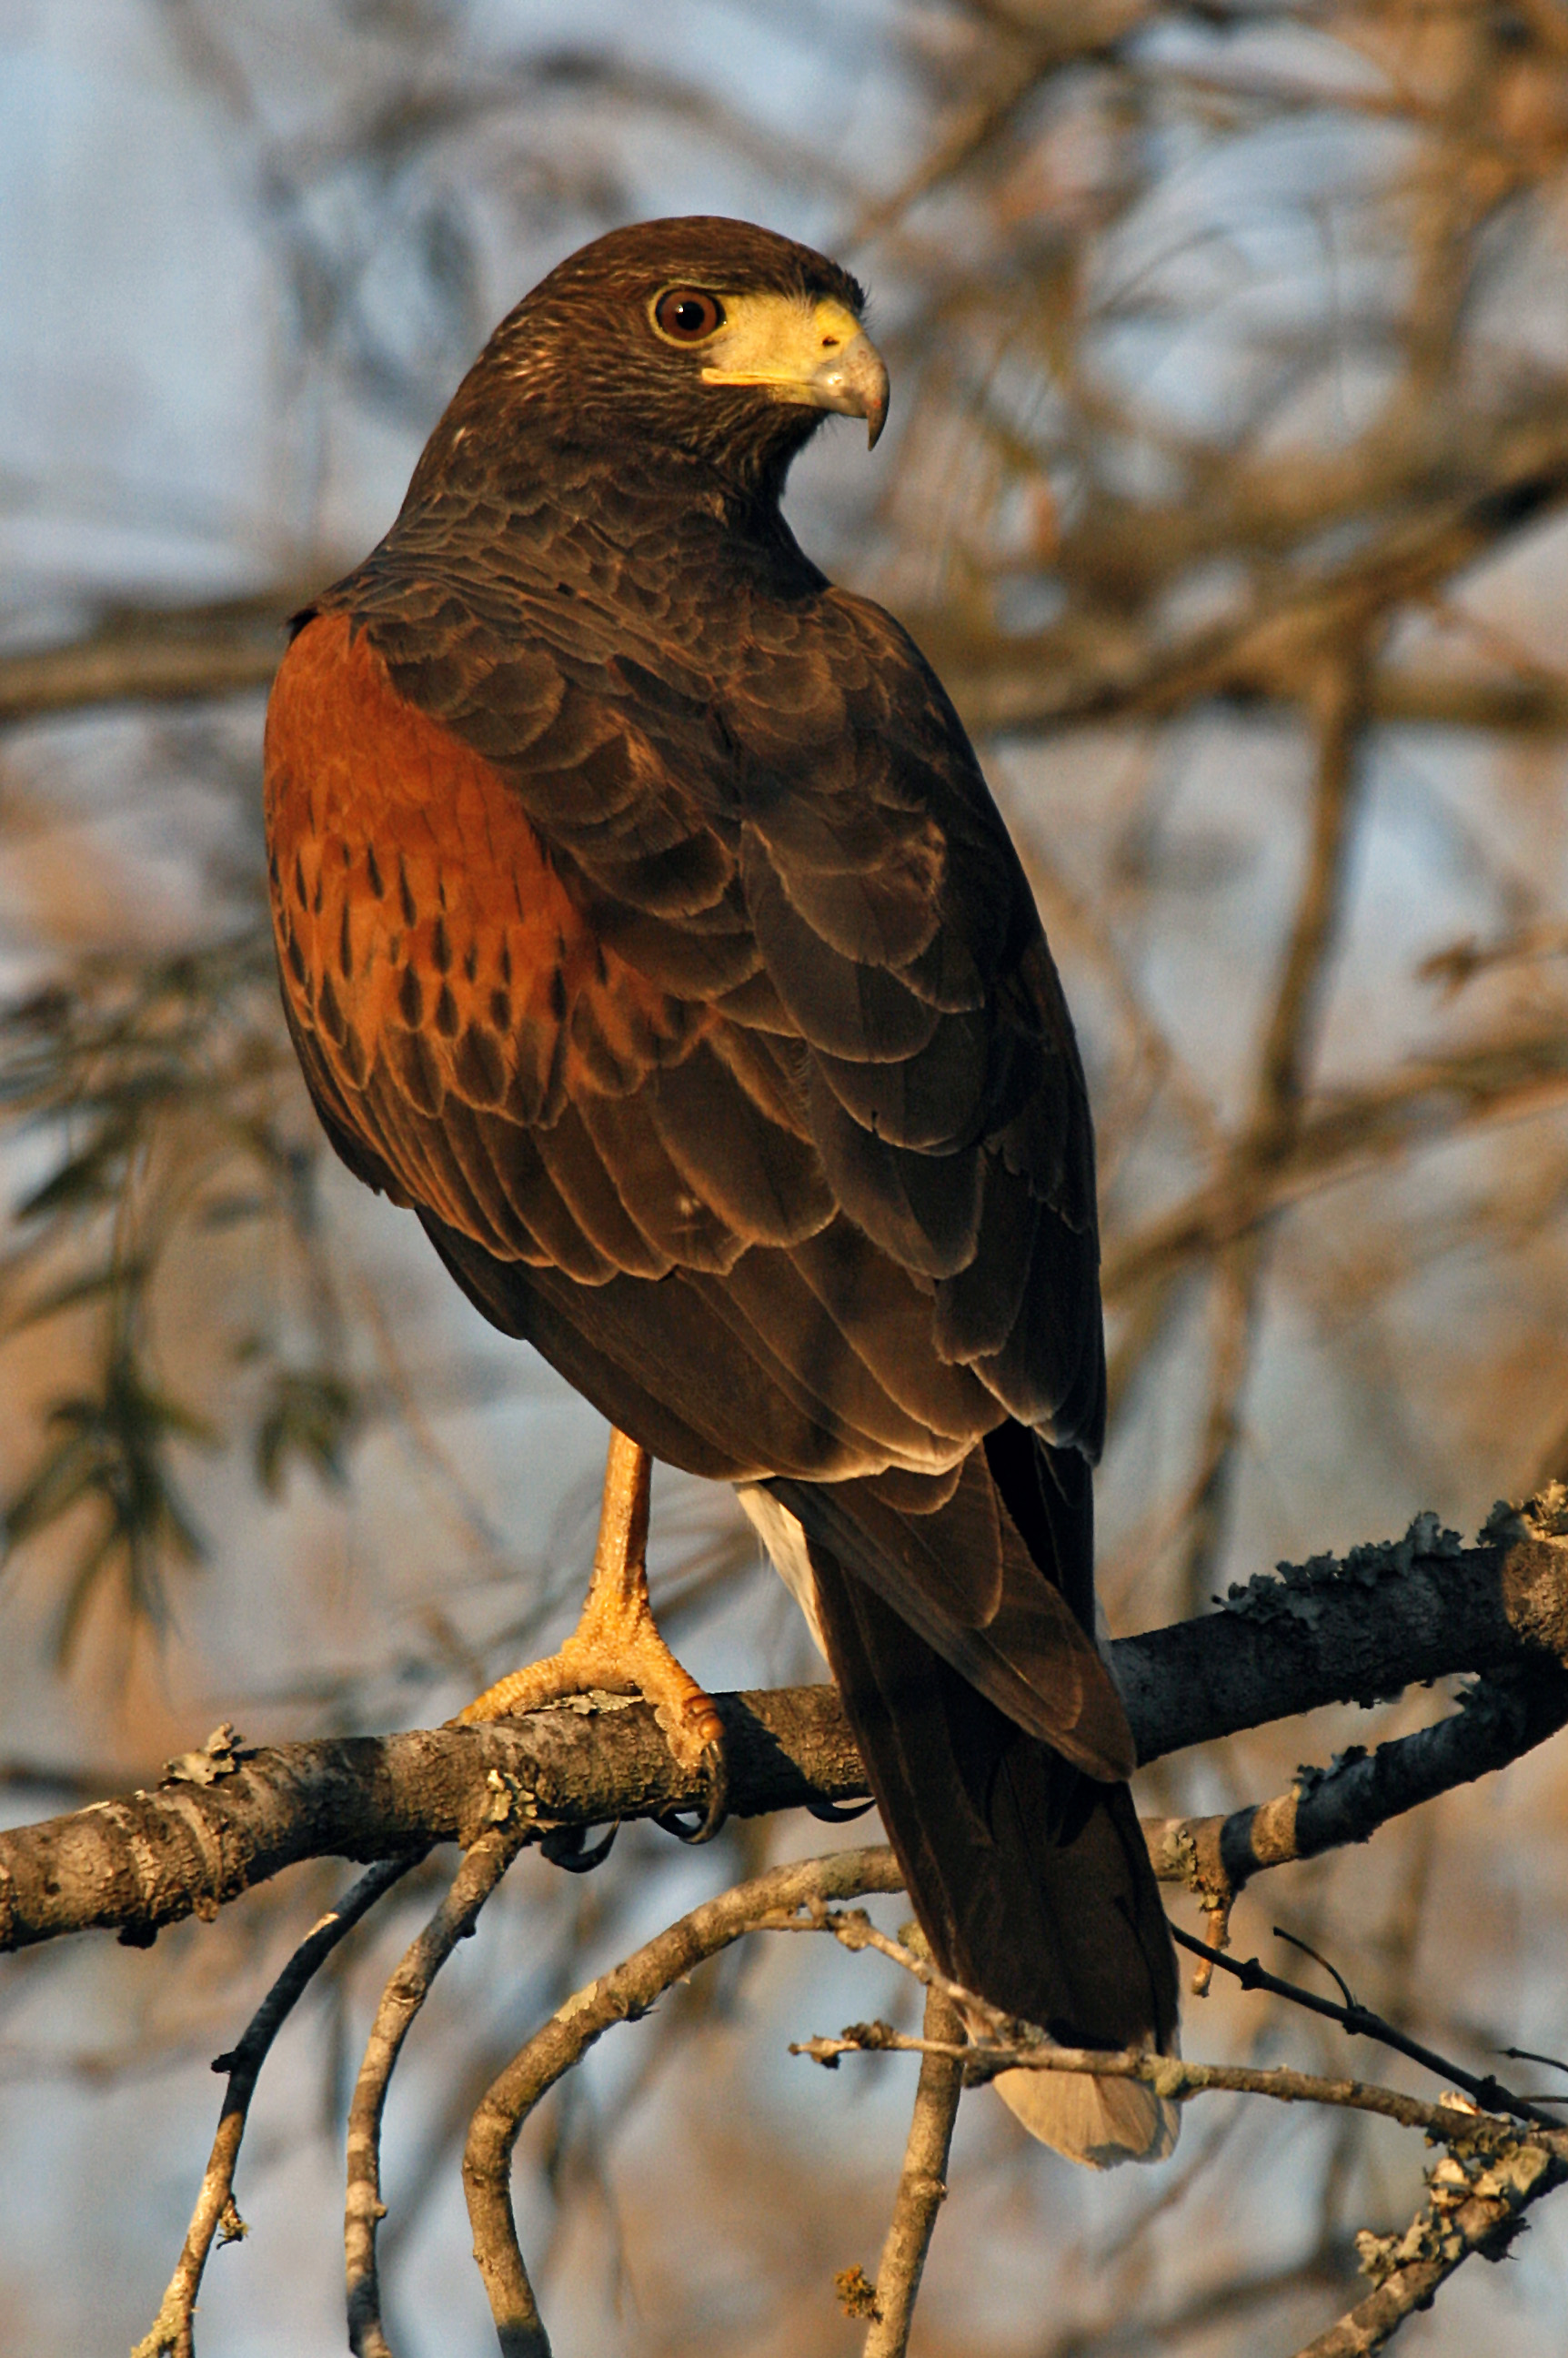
[1162,1922,1566,2131]
[347,1819,528,2358]
[1176,645,1372,1615]
[1102,1029,1568,1309]
[9,395,1568,744]
[132,1853,422,2358]
[0,1687,866,1952]
[1146,1660,1568,1932]
[1291,2138,1568,2358]
[861,1980,966,2358]
[1113,1496,1568,1761]
[10,606,1568,740]
[920,401,1568,734]
[460,1847,905,2357]
[781,1895,1567,2131]
[794,2024,1564,2150]
[0,1500,1563,1957]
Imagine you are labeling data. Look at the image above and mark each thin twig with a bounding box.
[790,2020,1566,2152]
[346,1810,529,2358]
[461,1848,904,2358]
[760,1894,1012,2032]
[862,1980,966,2358]
[968,1900,1568,2358]
[131,1853,422,2358]
[1164,1928,1564,2132]
[775,1890,1564,2131]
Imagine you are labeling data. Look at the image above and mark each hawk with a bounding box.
[264,217,1180,2164]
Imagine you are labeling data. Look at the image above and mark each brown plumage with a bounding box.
[265,217,1180,2162]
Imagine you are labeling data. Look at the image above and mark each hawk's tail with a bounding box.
[769,1436,1181,2169]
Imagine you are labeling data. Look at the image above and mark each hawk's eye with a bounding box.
[654,288,726,343]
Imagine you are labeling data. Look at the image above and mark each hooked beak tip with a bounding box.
[808,328,889,452]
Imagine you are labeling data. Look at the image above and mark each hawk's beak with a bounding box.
[699,295,890,449]
[805,329,889,449]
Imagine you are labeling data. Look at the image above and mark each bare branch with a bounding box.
[132,1854,420,2358]
[460,1847,904,2358]
[347,1817,528,2358]
[792,2021,1565,2153]
[861,1980,966,2358]
[1113,1496,1568,1762]
[1257,657,1375,1135]
[9,608,1568,741]
[1177,641,1372,1612]
[1289,2139,1568,2358]
[0,1500,1563,1957]
[920,404,1568,735]
[1146,1662,1568,1931]
[801,2008,1568,2337]
[1163,1926,1565,2133]
[0,1686,867,1952]
[1103,1030,1568,1308]
[781,1891,1566,2133]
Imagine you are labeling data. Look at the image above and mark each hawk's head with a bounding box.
[418,217,888,500]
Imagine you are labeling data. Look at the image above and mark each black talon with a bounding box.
[804,1796,875,1825]
[540,1819,619,1872]
[655,1734,729,1845]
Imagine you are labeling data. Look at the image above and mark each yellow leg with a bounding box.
[459,1429,726,1833]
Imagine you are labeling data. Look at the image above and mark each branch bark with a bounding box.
[862,1980,966,2358]
[347,1823,528,2358]
[1113,1498,1568,1761]
[1292,2139,1568,2358]
[0,1501,1562,1956]
[0,1687,863,1952]
[133,1854,421,2358]
[461,1847,905,2357]
[1145,1660,1568,1925]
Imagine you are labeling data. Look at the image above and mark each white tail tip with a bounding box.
[990,2060,1180,2168]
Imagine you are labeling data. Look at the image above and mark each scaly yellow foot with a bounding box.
[458,1427,728,1840]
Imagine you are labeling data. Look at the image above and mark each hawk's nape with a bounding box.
[263,215,1181,2164]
